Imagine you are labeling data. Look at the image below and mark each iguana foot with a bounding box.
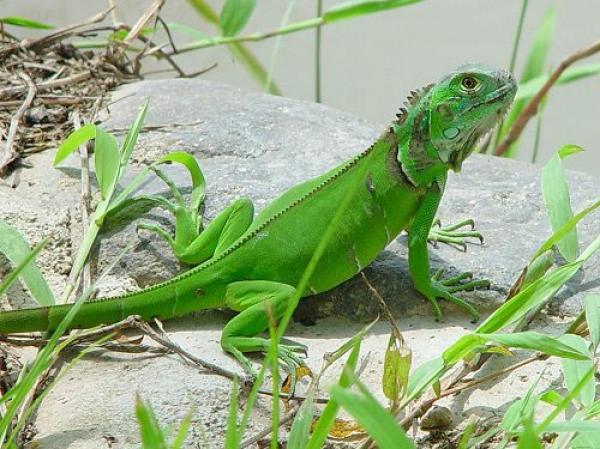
[426,269,490,322]
[222,337,307,381]
[428,218,484,251]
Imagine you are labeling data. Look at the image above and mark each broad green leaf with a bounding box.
[517,418,542,449]
[475,256,589,335]
[120,100,149,170]
[571,431,600,449]
[166,22,209,41]
[220,0,256,36]
[53,123,96,166]
[541,145,583,261]
[135,396,166,449]
[0,227,52,305]
[102,196,175,233]
[544,419,600,432]
[186,0,280,94]
[532,199,600,261]
[323,0,423,23]
[94,128,120,200]
[559,334,595,407]
[405,356,445,402]
[584,294,600,352]
[0,16,54,29]
[159,151,206,212]
[516,63,600,101]
[540,390,565,406]
[477,332,589,360]
[287,390,314,449]
[442,334,481,365]
[330,380,415,449]
[500,5,556,157]
[382,333,411,402]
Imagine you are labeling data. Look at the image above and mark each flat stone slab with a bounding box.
[0,79,598,448]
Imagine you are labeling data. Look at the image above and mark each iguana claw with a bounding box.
[427,268,490,322]
[428,218,484,251]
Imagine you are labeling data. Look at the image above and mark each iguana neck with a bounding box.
[393,85,448,188]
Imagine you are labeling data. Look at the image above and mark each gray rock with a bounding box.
[0,79,597,448]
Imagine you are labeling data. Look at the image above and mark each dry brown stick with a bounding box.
[121,0,165,48]
[104,119,204,134]
[494,38,600,156]
[0,7,113,59]
[127,317,242,381]
[0,71,91,99]
[72,111,92,291]
[0,73,36,175]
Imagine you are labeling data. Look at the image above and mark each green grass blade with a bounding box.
[323,0,424,23]
[170,409,193,449]
[0,16,54,29]
[558,334,595,407]
[220,0,256,36]
[224,377,240,449]
[135,396,167,449]
[498,5,556,157]
[120,99,149,170]
[532,200,600,261]
[0,229,52,305]
[508,0,529,73]
[287,391,314,449]
[538,367,594,432]
[187,0,281,95]
[306,339,362,449]
[541,145,583,261]
[516,63,600,101]
[517,418,542,449]
[330,379,415,449]
[584,294,600,352]
[166,22,209,41]
[404,356,445,403]
[475,259,585,335]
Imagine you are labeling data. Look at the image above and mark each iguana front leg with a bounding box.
[221,280,307,378]
[428,218,484,251]
[408,182,485,321]
[139,198,254,265]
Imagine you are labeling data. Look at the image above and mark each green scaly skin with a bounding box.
[0,65,517,376]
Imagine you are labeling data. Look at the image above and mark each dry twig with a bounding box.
[0,72,36,175]
[494,38,600,156]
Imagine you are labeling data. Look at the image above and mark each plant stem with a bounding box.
[509,0,528,73]
[165,17,324,56]
[315,0,323,103]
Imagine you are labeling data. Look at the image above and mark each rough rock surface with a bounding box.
[0,79,597,448]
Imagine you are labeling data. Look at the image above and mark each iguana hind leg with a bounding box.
[140,198,254,265]
[221,280,306,378]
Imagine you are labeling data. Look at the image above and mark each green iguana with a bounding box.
[0,65,517,375]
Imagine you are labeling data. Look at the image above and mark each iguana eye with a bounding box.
[461,76,479,91]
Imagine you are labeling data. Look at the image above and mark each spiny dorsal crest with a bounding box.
[395,83,435,126]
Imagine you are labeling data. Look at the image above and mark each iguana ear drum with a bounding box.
[436,103,454,119]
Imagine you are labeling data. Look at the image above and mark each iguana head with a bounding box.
[428,64,517,171]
